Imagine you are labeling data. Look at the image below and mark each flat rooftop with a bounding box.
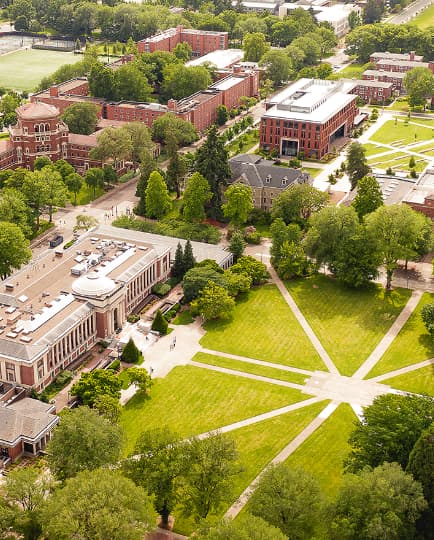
[263,78,356,123]
[355,79,394,88]
[212,76,245,91]
[376,59,429,69]
[363,69,407,79]
[0,226,230,361]
[186,49,244,69]
[371,51,423,62]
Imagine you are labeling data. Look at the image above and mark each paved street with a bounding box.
[387,0,434,23]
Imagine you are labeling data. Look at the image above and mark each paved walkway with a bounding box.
[369,358,434,383]
[224,401,339,518]
[268,266,339,374]
[353,290,423,379]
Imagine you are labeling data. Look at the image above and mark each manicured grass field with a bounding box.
[368,151,408,164]
[363,142,388,157]
[411,2,434,28]
[332,63,369,79]
[120,364,308,455]
[382,364,434,396]
[193,352,310,385]
[0,48,81,91]
[304,167,322,178]
[200,285,326,372]
[408,118,434,128]
[70,184,104,206]
[370,155,428,173]
[284,403,357,497]
[370,120,434,146]
[366,293,434,378]
[172,309,195,325]
[226,129,259,157]
[286,275,412,376]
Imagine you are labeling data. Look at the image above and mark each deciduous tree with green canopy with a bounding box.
[21,170,49,231]
[229,230,246,262]
[46,407,123,481]
[122,122,154,165]
[126,367,152,394]
[125,427,183,528]
[222,183,253,226]
[259,50,292,86]
[242,32,270,62]
[347,142,370,190]
[191,281,235,320]
[90,126,133,165]
[346,394,434,472]
[70,369,121,407]
[65,173,83,206]
[421,302,434,338]
[352,175,383,221]
[182,266,228,302]
[0,188,32,237]
[61,102,99,135]
[231,255,268,285]
[329,462,427,540]
[271,184,329,226]
[183,172,212,223]
[404,67,434,109]
[179,433,240,521]
[84,167,105,199]
[250,464,322,539]
[195,515,287,540]
[151,113,198,146]
[270,218,302,267]
[145,171,172,219]
[42,469,156,540]
[0,221,31,279]
[43,166,69,222]
[161,64,211,101]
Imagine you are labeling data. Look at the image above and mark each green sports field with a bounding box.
[0,48,80,91]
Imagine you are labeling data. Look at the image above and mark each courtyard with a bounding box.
[119,270,434,535]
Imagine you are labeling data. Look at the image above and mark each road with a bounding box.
[387,0,434,24]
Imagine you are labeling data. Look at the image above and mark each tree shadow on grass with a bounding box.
[417,333,434,360]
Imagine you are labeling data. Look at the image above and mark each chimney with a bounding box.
[409,51,415,61]
[167,99,177,111]
[50,85,59,97]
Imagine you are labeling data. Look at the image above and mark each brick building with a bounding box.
[0,225,231,393]
[31,69,259,135]
[0,101,103,173]
[362,69,407,93]
[137,26,228,57]
[348,79,394,103]
[260,79,358,159]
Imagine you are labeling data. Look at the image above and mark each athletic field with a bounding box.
[0,48,80,91]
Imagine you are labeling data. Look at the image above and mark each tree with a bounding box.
[231,255,268,285]
[250,464,322,539]
[347,142,370,190]
[161,64,212,101]
[152,113,198,147]
[4,465,52,540]
[407,424,434,539]
[292,35,321,65]
[224,269,252,297]
[93,394,122,424]
[348,10,361,30]
[276,240,309,280]
[229,230,246,262]
[270,218,302,267]
[85,167,104,198]
[191,281,235,321]
[43,166,69,222]
[54,159,75,182]
[88,62,117,100]
[421,302,434,338]
[173,41,192,61]
[151,309,169,335]
[0,188,32,238]
[195,515,287,540]
[259,50,292,86]
[0,222,31,280]
[363,0,383,23]
[195,125,231,217]
[172,242,185,280]
[223,184,253,227]
[271,184,328,226]
[21,170,49,231]
[125,367,152,394]
[121,337,141,364]
[125,427,183,527]
[352,175,383,220]
[365,204,430,289]
[114,63,153,102]
[61,102,99,135]
[33,156,52,171]
[166,150,186,198]
[404,67,434,109]
[122,122,154,165]
[183,240,196,274]
[182,266,228,302]
[346,394,434,472]
[183,172,212,223]
[70,369,121,407]
[179,433,240,521]
[316,27,338,60]
[216,104,229,126]
[242,32,270,62]
[103,164,118,185]
[145,171,172,219]
[329,462,427,540]
[42,469,156,540]
[90,127,133,165]
[47,407,123,481]
[74,214,98,232]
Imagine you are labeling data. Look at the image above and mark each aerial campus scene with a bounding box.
[0,0,433,538]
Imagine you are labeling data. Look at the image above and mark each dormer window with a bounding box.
[282,176,288,186]
[265,175,271,184]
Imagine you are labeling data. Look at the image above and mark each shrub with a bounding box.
[152,283,171,297]
[56,370,74,386]
[63,239,76,250]
[245,231,262,244]
[151,309,168,335]
[108,359,121,372]
[127,314,140,323]
[410,168,418,179]
[118,170,136,183]
[386,167,395,175]
[121,338,141,364]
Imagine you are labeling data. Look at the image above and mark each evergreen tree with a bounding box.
[172,242,185,280]
[166,151,186,198]
[195,125,231,219]
[183,240,196,274]
[121,338,141,364]
[347,142,370,190]
[151,309,168,335]
[229,230,246,262]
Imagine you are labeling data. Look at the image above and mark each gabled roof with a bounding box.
[229,154,311,189]
[0,339,46,362]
